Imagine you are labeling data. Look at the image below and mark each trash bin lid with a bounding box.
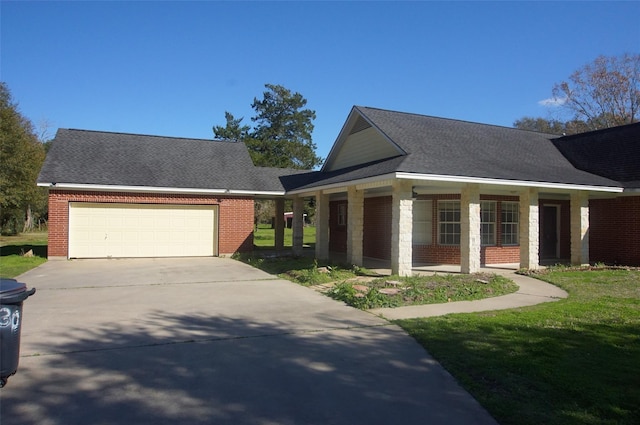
[0,279,27,299]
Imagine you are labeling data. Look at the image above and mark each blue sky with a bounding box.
[2,1,639,162]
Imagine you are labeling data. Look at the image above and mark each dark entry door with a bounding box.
[541,205,558,259]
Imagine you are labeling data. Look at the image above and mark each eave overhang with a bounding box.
[37,182,286,197]
[286,172,624,196]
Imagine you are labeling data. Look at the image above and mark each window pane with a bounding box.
[480,201,496,246]
[438,201,461,246]
[501,202,519,245]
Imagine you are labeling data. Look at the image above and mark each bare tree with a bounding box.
[552,53,640,130]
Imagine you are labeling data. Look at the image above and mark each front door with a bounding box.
[541,205,559,259]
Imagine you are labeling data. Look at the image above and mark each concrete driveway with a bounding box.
[1,258,497,425]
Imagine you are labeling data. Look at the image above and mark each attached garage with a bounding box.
[68,203,218,258]
[38,129,292,259]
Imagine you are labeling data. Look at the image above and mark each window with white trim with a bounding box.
[481,201,496,246]
[501,202,519,245]
[413,200,433,244]
[438,201,460,245]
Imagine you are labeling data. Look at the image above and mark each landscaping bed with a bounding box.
[234,253,519,309]
[326,273,517,309]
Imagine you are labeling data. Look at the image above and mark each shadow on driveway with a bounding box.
[1,259,497,425]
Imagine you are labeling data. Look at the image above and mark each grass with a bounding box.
[0,231,48,278]
[253,224,316,248]
[233,253,364,286]
[396,267,640,425]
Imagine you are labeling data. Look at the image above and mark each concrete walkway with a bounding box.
[367,264,568,320]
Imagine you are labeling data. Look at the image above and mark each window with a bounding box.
[501,202,519,245]
[413,200,433,244]
[438,201,460,245]
[481,201,496,246]
[337,203,347,226]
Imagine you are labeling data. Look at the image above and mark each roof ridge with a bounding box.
[60,128,230,143]
[355,106,559,137]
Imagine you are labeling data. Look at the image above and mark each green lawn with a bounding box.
[253,224,316,248]
[397,267,640,425]
[0,231,48,278]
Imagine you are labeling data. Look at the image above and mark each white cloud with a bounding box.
[538,96,568,107]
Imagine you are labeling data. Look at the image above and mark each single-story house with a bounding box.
[38,106,640,275]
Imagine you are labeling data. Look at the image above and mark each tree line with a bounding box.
[0,82,48,235]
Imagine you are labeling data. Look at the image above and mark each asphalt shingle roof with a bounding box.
[353,106,621,188]
[38,129,294,192]
[552,122,640,188]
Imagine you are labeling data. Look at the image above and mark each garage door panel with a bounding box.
[69,203,217,259]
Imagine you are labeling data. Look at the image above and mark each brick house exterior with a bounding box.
[38,129,296,259]
[589,196,640,266]
[288,107,639,275]
[47,191,254,257]
[39,107,639,272]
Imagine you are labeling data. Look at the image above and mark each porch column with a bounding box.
[391,180,413,277]
[274,198,285,251]
[315,191,330,260]
[347,186,364,266]
[570,191,590,266]
[519,188,540,270]
[292,196,304,256]
[461,184,481,274]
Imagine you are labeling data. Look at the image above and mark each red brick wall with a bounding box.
[47,190,254,258]
[590,196,640,266]
[330,194,525,265]
[363,196,392,260]
[413,194,522,265]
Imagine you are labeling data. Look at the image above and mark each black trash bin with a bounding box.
[0,278,36,388]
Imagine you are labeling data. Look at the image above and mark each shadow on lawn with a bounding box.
[0,244,47,257]
[1,311,487,425]
[399,317,640,425]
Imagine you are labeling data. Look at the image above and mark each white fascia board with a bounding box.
[37,182,285,196]
[395,172,624,193]
[228,189,286,196]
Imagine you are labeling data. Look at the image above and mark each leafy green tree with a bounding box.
[213,111,250,141]
[0,82,47,234]
[214,84,323,170]
[513,117,591,135]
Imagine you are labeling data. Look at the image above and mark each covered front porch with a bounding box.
[283,176,595,276]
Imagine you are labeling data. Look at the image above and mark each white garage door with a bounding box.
[69,203,218,258]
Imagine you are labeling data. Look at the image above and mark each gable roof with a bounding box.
[38,129,295,194]
[552,122,640,188]
[310,106,622,191]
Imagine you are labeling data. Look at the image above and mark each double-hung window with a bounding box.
[480,201,496,246]
[501,202,519,245]
[438,201,460,245]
